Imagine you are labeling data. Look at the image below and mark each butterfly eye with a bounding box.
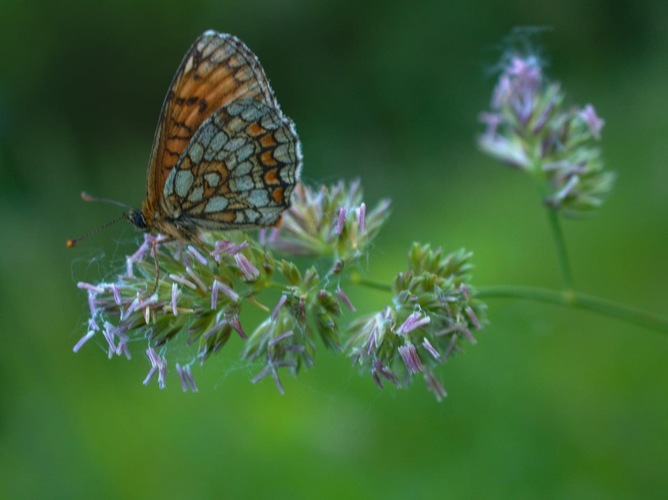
[129,209,148,231]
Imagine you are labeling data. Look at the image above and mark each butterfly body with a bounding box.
[130,30,302,242]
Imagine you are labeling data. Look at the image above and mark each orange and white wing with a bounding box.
[145,31,281,214]
[161,99,302,230]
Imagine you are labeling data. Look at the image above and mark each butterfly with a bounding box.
[68,31,302,246]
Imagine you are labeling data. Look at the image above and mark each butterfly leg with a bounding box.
[147,235,176,296]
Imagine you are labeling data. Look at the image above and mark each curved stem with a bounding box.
[477,285,668,334]
[350,275,668,335]
[545,207,575,291]
[349,273,392,292]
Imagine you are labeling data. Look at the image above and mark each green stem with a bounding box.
[477,285,668,334]
[351,276,668,335]
[545,206,575,292]
[350,274,393,293]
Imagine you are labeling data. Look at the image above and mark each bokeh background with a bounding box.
[1,0,667,498]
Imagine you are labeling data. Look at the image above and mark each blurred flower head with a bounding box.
[478,50,615,217]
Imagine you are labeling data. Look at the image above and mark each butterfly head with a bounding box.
[128,208,148,231]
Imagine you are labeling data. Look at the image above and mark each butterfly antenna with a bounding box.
[80,191,134,210]
[66,192,133,248]
[66,213,128,248]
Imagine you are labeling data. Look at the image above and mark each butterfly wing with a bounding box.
[161,99,301,231]
[145,31,281,215]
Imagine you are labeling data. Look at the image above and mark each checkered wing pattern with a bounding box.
[141,30,301,239]
[161,99,300,231]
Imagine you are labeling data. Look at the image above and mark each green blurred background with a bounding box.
[1,0,667,498]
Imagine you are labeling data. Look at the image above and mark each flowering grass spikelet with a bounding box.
[347,243,486,398]
[478,50,614,216]
[71,181,430,395]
